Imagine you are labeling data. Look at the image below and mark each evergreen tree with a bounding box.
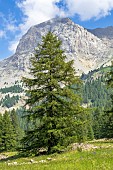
[1,111,16,151]
[92,108,104,139]
[22,32,87,154]
[10,109,24,147]
[86,110,94,140]
[0,113,3,150]
[104,62,113,138]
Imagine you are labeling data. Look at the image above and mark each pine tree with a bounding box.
[10,109,24,147]
[22,32,87,154]
[2,111,17,151]
[92,108,104,139]
[0,113,3,151]
[104,62,113,138]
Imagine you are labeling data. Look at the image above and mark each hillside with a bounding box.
[0,18,113,113]
[0,66,111,114]
[0,140,113,170]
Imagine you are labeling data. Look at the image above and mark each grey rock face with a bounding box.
[0,18,113,86]
[88,26,113,48]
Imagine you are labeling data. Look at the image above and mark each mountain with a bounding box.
[0,18,113,113]
[0,18,113,88]
[88,26,113,39]
[88,26,113,49]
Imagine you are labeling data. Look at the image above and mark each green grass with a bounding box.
[1,140,113,170]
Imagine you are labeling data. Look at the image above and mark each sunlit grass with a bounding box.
[0,140,113,170]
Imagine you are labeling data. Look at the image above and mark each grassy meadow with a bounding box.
[0,140,113,170]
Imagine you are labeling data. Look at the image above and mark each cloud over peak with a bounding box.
[9,0,113,53]
[65,0,113,21]
[17,0,65,33]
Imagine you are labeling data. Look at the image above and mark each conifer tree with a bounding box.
[10,109,24,147]
[2,111,16,151]
[0,113,3,150]
[22,32,86,154]
[104,62,113,138]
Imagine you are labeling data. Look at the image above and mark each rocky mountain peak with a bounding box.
[15,18,72,55]
[0,17,113,87]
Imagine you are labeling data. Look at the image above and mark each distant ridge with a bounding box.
[88,26,113,39]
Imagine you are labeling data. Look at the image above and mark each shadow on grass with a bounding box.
[92,141,113,144]
[0,153,23,162]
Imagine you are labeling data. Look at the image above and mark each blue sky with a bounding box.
[0,0,113,60]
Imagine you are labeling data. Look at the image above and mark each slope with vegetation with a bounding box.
[1,140,113,170]
[0,32,113,170]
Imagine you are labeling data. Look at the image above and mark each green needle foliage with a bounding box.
[107,61,113,88]
[0,113,3,149]
[10,109,24,147]
[104,61,113,138]
[0,111,17,151]
[22,32,87,154]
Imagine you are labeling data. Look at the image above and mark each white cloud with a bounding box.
[8,39,19,53]
[18,0,113,26]
[0,30,6,38]
[6,24,18,32]
[65,0,113,21]
[17,0,65,33]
